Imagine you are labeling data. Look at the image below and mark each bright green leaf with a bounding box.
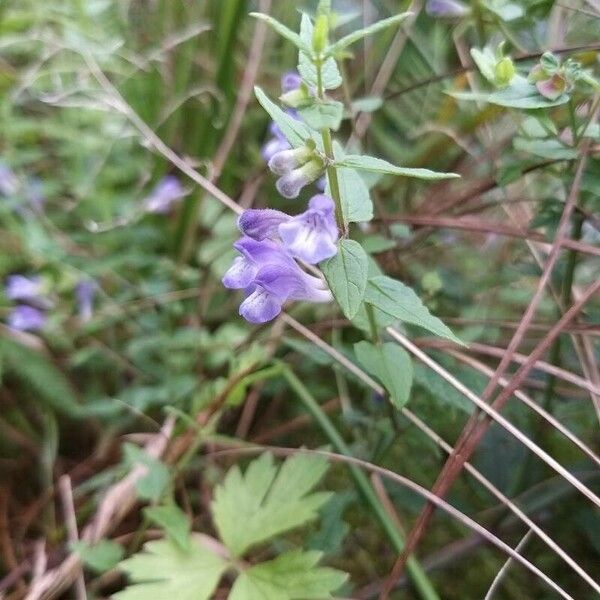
[143,505,191,551]
[249,13,308,52]
[364,276,463,344]
[71,539,124,573]
[321,239,368,320]
[229,550,347,600]
[212,453,330,557]
[297,99,344,130]
[114,538,227,600]
[354,341,413,408]
[328,13,412,55]
[336,155,459,180]
[254,87,315,148]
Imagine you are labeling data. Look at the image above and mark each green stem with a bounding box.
[282,366,440,600]
[366,303,381,345]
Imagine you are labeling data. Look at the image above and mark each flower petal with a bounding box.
[239,288,283,323]
[238,209,290,240]
[222,256,257,289]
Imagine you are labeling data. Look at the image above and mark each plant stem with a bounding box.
[282,366,440,600]
[366,303,381,344]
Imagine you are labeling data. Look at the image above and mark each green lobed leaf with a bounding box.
[297,99,344,130]
[249,13,308,52]
[364,276,463,344]
[254,87,315,148]
[327,12,412,55]
[143,505,191,551]
[326,142,373,223]
[321,239,368,320]
[450,82,570,109]
[229,550,347,600]
[336,154,460,180]
[212,453,331,557]
[114,538,227,600]
[354,341,413,408]
[71,539,124,573]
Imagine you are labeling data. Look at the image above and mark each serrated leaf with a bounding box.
[297,99,344,130]
[364,276,463,344]
[326,142,373,223]
[321,239,368,320]
[123,443,170,502]
[328,12,412,54]
[212,453,330,557]
[249,13,308,52]
[450,82,570,109]
[229,550,347,600]
[354,341,413,408]
[114,538,227,600]
[336,155,459,180]
[71,539,124,573]
[143,505,191,551]
[254,87,315,148]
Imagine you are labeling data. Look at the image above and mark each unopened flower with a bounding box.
[276,159,325,199]
[268,146,314,175]
[76,279,97,322]
[7,305,46,331]
[144,175,186,214]
[528,53,576,101]
[239,263,331,323]
[5,275,43,302]
[426,0,469,18]
[281,71,302,93]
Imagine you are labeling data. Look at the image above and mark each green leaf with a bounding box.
[114,538,227,600]
[450,82,570,109]
[298,14,342,90]
[254,87,315,148]
[229,550,347,600]
[336,155,460,180]
[212,453,330,557]
[297,99,344,130]
[513,137,577,160]
[143,505,191,551]
[327,142,373,223]
[364,276,463,344]
[71,539,124,573]
[123,443,170,502]
[481,0,524,21]
[354,341,413,408]
[249,13,308,52]
[350,96,383,113]
[321,239,368,320]
[328,13,412,54]
[0,338,81,417]
[470,47,497,84]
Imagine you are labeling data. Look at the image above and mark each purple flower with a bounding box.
[76,279,97,321]
[7,305,46,331]
[144,175,185,214]
[5,275,43,302]
[426,0,469,17]
[240,264,331,323]
[239,194,338,264]
[0,162,19,197]
[281,71,302,93]
[278,195,338,263]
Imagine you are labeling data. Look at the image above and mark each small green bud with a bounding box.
[280,85,310,108]
[494,57,515,87]
[312,14,329,54]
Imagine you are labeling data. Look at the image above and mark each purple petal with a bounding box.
[261,137,290,162]
[239,288,283,323]
[254,264,332,303]
[281,71,302,93]
[238,209,290,240]
[222,256,258,289]
[7,305,46,331]
[426,0,469,17]
[144,175,185,214]
[76,279,97,321]
[5,275,43,302]
[536,75,566,100]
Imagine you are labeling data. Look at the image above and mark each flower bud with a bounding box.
[276,159,324,199]
[280,86,310,108]
[268,145,313,175]
[312,14,329,53]
[494,57,515,87]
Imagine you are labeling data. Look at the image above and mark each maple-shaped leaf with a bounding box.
[229,549,347,600]
[212,453,331,557]
[113,537,227,600]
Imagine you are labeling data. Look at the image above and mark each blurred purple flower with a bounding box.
[239,194,338,264]
[0,162,19,197]
[144,175,186,214]
[76,279,97,322]
[426,0,469,17]
[5,275,43,302]
[281,71,302,93]
[7,305,46,331]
